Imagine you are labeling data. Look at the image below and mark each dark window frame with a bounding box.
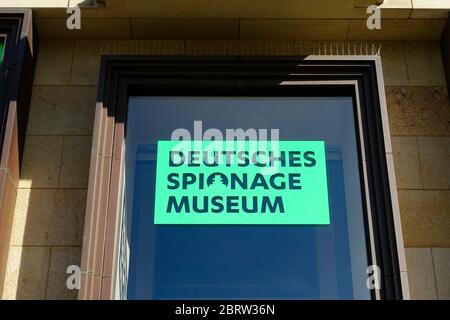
[0,10,36,297]
[79,56,406,300]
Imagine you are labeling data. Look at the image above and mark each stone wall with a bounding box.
[2,40,449,299]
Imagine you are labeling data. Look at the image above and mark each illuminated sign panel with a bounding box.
[154,140,330,225]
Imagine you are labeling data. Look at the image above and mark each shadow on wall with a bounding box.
[7,83,96,299]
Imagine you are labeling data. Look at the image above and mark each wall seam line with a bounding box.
[43,246,52,300]
[430,248,440,299]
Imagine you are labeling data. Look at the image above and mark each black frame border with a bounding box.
[80,56,404,300]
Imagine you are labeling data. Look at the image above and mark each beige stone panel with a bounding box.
[405,248,438,300]
[35,17,132,40]
[4,0,441,19]
[34,40,74,86]
[399,190,450,247]
[405,41,446,86]
[240,19,350,40]
[27,86,96,135]
[132,19,239,40]
[10,189,87,247]
[379,41,409,86]
[410,9,450,19]
[69,0,95,6]
[2,246,50,300]
[386,87,450,136]
[59,136,92,189]
[0,0,68,6]
[391,137,422,189]
[46,247,82,300]
[348,19,446,40]
[18,136,63,189]
[357,0,412,17]
[377,10,413,20]
[99,0,413,19]
[411,0,450,18]
[418,137,450,190]
[432,248,450,300]
[70,41,103,86]
[186,41,295,55]
[378,0,413,19]
[71,40,184,85]
[413,0,450,7]
[22,7,69,18]
[378,0,412,8]
[74,0,368,19]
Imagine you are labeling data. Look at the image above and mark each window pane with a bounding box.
[123,96,371,300]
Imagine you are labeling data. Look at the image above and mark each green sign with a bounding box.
[154,140,330,225]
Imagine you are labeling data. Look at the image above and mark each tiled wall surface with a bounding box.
[1,40,449,299]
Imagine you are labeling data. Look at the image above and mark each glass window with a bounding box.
[123,96,371,300]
